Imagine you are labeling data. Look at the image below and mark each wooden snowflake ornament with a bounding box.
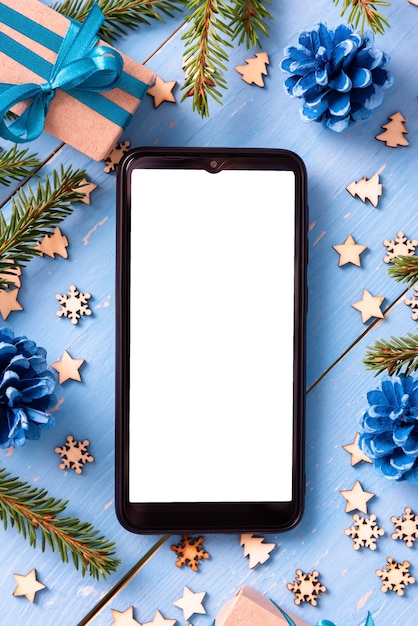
[56,284,92,324]
[383,231,418,263]
[55,435,94,474]
[376,112,409,147]
[13,569,46,603]
[376,557,415,595]
[171,534,209,571]
[346,166,384,207]
[286,569,326,606]
[391,507,418,547]
[240,533,275,568]
[104,140,131,173]
[236,52,269,86]
[344,513,385,550]
[405,286,418,320]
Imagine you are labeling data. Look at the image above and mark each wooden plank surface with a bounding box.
[1,1,418,625]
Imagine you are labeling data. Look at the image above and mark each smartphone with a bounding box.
[115,146,308,534]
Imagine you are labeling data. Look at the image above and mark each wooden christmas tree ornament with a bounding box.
[240,533,275,568]
[36,226,69,258]
[340,480,375,514]
[333,234,367,267]
[346,165,385,207]
[147,75,177,107]
[13,569,46,603]
[236,52,270,86]
[376,112,409,147]
[352,288,384,323]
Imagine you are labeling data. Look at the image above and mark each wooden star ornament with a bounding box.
[333,234,367,267]
[111,606,141,625]
[51,350,85,384]
[340,480,375,514]
[143,610,176,626]
[13,569,46,603]
[0,287,23,320]
[343,433,372,466]
[352,288,385,323]
[78,178,98,204]
[173,585,207,621]
[147,75,177,107]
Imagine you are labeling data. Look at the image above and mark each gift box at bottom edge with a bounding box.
[0,0,154,161]
[213,586,311,626]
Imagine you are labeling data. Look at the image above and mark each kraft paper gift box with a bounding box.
[0,0,154,160]
[214,586,311,626]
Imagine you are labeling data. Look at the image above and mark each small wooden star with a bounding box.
[51,350,85,384]
[0,288,23,319]
[147,76,177,108]
[340,480,375,514]
[333,234,367,267]
[111,606,141,625]
[173,585,207,621]
[78,178,98,205]
[13,569,46,603]
[143,610,176,626]
[352,288,385,323]
[36,227,69,259]
[343,433,372,466]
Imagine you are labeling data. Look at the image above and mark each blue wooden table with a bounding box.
[1,1,418,624]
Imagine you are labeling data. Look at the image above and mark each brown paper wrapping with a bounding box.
[0,0,154,160]
[214,586,311,626]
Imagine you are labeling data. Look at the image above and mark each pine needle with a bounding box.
[332,0,391,35]
[229,0,272,49]
[50,0,187,43]
[363,333,418,377]
[388,255,418,286]
[0,146,41,187]
[0,468,120,579]
[0,165,86,288]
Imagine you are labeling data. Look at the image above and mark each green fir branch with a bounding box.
[332,0,391,35]
[0,146,41,188]
[229,0,272,49]
[363,333,418,377]
[181,0,233,117]
[387,255,418,287]
[0,468,120,579]
[50,0,186,44]
[0,165,86,288]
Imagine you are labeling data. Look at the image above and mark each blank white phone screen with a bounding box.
[129,168,295,503]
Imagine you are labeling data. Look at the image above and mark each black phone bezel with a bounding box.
[115,146,308,534]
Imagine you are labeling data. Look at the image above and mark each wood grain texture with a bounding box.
[1,0,418,624]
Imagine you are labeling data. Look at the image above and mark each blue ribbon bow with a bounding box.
[0,3,123,143]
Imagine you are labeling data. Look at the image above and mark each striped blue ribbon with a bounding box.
[0,2,149,142]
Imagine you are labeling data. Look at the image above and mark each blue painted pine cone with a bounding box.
[0,327,56,448]
[359,375,418,483]
[280,22,393,132]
